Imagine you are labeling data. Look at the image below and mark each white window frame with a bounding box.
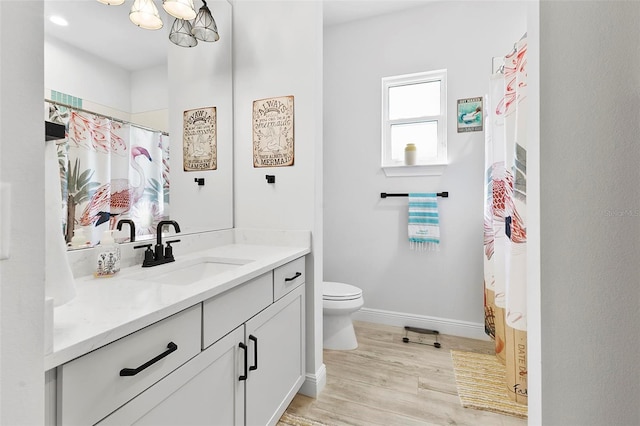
[381,70,448,176]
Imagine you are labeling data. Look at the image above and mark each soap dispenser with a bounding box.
[95,230,121,278]
[69,227,89,249]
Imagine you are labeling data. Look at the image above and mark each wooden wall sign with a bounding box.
[252,95,294,167]
[183,107,217,171]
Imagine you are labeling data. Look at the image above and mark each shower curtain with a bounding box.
[47,102,170,246]
[483,34,528,405]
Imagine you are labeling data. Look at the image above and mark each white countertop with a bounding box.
[45,242,309,371]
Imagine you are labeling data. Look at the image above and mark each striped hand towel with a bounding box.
[408,193,440,251]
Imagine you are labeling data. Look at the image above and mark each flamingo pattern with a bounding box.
[47,102,170,244]
[79,146,152,228]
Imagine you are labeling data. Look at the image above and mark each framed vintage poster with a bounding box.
[457,97,483,133]
[183,107,217,171]
[252,95,294,167]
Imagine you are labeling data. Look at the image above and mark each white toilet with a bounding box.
[323,281,364,350]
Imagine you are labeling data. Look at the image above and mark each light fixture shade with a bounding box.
[97,0,125,5]
[163,0,196,20]
[130,0,163,30]
[191,1,219,42]
[169,18,198,47]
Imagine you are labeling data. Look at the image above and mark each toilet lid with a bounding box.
[323,281,362,301]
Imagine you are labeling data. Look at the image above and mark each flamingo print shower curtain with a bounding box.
[47,103,170,246]
[483,34,528,405]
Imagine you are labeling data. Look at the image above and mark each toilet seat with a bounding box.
[323,281,362,301]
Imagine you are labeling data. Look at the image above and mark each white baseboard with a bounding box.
[352,307,490,341]
[298,363,326,398]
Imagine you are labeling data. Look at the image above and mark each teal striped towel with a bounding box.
[408,193,440,251]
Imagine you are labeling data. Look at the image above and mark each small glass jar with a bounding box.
[404,143,417,165]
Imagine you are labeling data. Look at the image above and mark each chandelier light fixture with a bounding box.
[191,0,219,42]
[168,18,198,47]
[162,0,196,20]
[129,0,163,30]
[96,0,219,47]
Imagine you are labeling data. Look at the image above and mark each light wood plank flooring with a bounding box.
[285,321,527,426]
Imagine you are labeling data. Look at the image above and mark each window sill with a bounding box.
[382,163,447,177]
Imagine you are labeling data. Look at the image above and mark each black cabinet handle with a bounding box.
[249,335,258,371]
[285,272,302,282]
[239,342,248,381]
[119,342,178,377]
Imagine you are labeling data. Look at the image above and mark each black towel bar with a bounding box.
[380,192,448,198]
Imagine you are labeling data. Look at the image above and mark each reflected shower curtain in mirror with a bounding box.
[483,33,528,405]
[47,102,170,246]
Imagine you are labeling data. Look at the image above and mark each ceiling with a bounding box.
[44,0,170,72]
[44,0,432,72]
[323,0,432,27]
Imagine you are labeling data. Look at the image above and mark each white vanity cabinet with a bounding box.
[244,284,305,426]
[48,255,306,426]
[56,304,202,426]
[201,257,306,426]
[202,272,273,349]
[273,256,305,301]
[97,326,245,426]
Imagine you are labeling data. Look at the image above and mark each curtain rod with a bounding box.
[380,192,449,198]
[45,99,169,136]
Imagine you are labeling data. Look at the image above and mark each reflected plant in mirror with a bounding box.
[48,103,170,248]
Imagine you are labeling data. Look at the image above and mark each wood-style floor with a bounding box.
[285,321,527,426]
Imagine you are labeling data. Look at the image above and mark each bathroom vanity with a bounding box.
[45,230,309,426]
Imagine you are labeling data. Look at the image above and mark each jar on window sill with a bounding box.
[404,143,417,165]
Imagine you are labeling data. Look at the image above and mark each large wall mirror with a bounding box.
[44,0,233,248]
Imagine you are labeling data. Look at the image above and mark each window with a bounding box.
[381,70,447,176]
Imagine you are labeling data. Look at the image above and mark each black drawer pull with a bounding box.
[239,342,248,381]
[285,272,302,282]
[119,342,178,377]
[249,335,258,371]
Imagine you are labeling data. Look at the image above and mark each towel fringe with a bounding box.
[410,241,440,252]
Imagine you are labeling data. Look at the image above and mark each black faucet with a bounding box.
[116,219,136,242]
[156,220,181,258]
[134,220,181,267]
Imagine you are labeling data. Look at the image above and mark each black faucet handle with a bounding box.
[134,244,154,266]
[164,240,180,260]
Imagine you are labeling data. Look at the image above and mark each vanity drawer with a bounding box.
[57,304,201,426]
[202,272,272,349]
[273,257,306,301]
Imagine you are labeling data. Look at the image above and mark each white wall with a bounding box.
[323,1,526,337]
[45,35,169,131]
[131,65,168,114]
[130,64,169,133]
[131,65,169,132]
[233,0,324,396]
[0,2,45,424]
[538,2,640,424]
[45,37,132,114]
[167,0,233,235]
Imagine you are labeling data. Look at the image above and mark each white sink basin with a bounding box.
[134,257,254,286]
